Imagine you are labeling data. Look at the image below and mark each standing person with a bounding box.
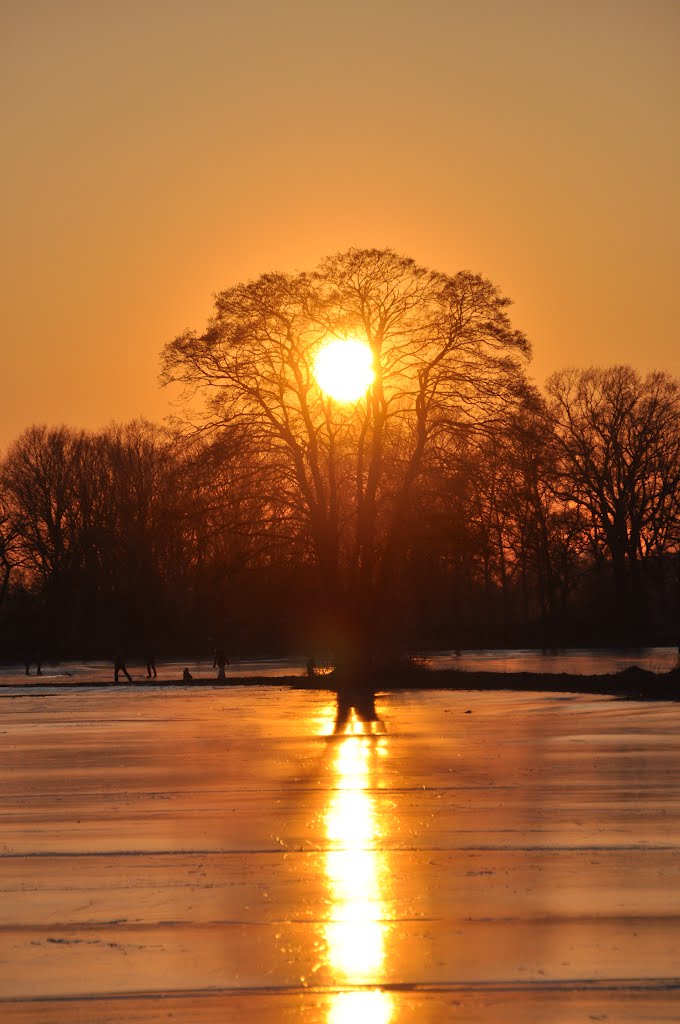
[114,653,132,683]
[145,651,157,678]
[213,647,229,680]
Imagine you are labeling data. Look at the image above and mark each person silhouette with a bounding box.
[182,667,193,682]
[213,647,229,680]
[114,653,132,683]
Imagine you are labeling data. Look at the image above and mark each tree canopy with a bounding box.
[547,366,680,628]
[4,251,678,666]
[161,248,533,669]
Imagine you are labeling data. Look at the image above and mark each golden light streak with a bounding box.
[313,338,375,402]
[323,735,393,1024]
[327,990,395,1024]
[315,699,341,736]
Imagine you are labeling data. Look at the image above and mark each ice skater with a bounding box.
[213,647,229,680]
[114,653,132,683]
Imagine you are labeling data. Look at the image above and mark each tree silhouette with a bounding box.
[0,494,20,608]
[161,248,532,675]
[547,366,680,633]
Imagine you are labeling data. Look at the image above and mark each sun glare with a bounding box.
[323,736,390,1001]
[314,338,375,402]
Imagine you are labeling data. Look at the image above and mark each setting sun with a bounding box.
[313,338,375,402]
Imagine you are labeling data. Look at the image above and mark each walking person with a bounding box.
[114,653,132,683]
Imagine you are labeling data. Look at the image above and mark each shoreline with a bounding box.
[3,665,680,700]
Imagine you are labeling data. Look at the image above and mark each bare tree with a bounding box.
[546,366,680,632]
[161,248,532,672]
[0,494,21,607]
[425,403,573,633]
[492,405,584,626]
[2,425,85,596]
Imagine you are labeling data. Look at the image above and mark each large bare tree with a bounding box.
[161,248,532,672]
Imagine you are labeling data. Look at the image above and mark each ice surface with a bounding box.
[2,645,679,688]
[1,686,679,1021]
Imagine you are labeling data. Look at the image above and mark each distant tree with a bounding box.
[78,421,173,648]
[546,366,680,633]
[2,425,84,598]
[489,404,585,627]
[1,421,184,653]
[0,425,89,655]
[423,401,581,635]
[0,494,21,607]
[159,427,297,643]
[161,248,533,673]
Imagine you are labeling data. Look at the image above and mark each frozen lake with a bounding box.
[1,684,680,1021]
[2,645,679,687]
[426,646,680,675]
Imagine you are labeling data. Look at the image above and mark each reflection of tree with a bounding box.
[161,248,532,672]
[333,685,385,735]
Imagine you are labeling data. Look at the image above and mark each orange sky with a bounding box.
[1,0,678,449]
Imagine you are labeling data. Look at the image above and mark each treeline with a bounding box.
[1,364,679,661]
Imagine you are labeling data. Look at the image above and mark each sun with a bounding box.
[313,338,375,402]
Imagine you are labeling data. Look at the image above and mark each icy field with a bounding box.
[1,685,680,1022]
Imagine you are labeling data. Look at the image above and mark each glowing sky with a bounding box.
[1,0,678,448]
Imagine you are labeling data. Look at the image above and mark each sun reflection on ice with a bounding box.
[324,734,393,1023]
[327,990,394,1024]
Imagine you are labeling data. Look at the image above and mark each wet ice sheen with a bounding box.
[1,686,680,1022]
